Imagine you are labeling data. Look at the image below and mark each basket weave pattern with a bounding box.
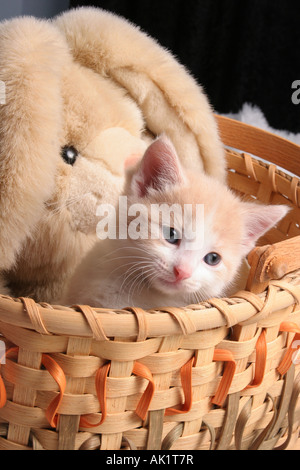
[0,117,300,450]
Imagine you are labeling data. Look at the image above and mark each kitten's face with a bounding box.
[121,181,245,301]
[120,136,288,301]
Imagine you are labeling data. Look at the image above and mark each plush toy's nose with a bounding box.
[173,265,191,281]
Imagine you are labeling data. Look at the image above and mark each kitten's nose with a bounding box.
[173,265,191,281]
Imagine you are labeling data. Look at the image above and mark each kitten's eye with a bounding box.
[61,145,79,165]
[163,226,180,245]
[204,252,221,266]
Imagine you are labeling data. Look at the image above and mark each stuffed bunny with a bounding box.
[0,7,225,302]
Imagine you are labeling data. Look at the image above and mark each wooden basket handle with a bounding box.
[215,115,300,177]
[246,236,300,293]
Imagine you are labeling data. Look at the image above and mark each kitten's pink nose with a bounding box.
[173,265,191,281]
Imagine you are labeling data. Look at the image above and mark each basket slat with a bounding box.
[58,337,93,450]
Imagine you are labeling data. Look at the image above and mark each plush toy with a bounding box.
[0,7,225,303]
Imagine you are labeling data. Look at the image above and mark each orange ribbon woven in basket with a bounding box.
[165,356,195,416]
[165,350,237,414]
[0,374,6,409]
[245,329,267,389]
[0,347,20,408]
[0,347,18,408]
[277,322,300,376]
[43,354,67,428]
[0,348,66,428]
[79,362,111,428]
[80,360,155,428]
[211,349,236,407]
[133,361,155,420]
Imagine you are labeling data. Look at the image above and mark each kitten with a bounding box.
[62,136,289,309]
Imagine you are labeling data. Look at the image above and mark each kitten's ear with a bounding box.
[131,135,185,197]
[241,203,289,254]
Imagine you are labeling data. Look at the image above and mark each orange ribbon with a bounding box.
[133,362,155,420]
[165,356,195,415]
[80,361,155,428]
[0,374,6,409]
[165,350,237,414]
[42,354,66,428]
[0,347,66,428]
[0,347,19,408]
[245,329,267,389]
[211,349,236,407]
[277,322,300,376]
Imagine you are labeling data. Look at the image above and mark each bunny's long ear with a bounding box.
[54,7,226,182]
[0,18,70,269]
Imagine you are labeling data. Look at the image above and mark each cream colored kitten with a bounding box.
[62,136,288,309]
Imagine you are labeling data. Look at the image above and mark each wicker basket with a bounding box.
[0,116,300,451]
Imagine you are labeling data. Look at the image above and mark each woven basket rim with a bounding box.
[0,270,299,340]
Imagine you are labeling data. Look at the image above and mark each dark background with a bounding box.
[0,0,69,21]
[70,0,300,134]
[0,0,299,133]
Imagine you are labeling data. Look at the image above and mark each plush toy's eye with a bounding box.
[61,145,79,165]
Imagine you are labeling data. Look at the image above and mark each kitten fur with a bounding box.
[61,137,289,309]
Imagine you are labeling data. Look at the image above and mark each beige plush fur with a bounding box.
[0,7,226,302]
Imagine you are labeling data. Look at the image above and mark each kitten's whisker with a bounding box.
[147,271,162,291]
[129,266,156,300]
[109,261,149,277]
[135,268,157,298]
[100,255,151,266]
[128,271,153,306]
[118,262,155,306]
[122,263,155,292]
[118,262,153,300]
[192,290,205,305]
[127,271,145,305]
[100,245,153,263]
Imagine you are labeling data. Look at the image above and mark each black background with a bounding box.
[70,0,300,133]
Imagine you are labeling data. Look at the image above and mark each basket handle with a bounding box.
[215,114,300,177]
[246,236,300,293]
